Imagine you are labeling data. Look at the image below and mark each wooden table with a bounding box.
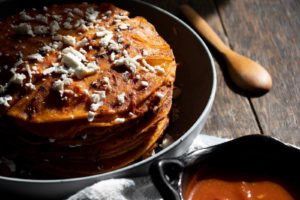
[142,0,300,146]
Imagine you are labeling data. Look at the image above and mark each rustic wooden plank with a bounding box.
[141,0,261,138]
[216,0,300,145]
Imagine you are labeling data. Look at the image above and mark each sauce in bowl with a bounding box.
[186,178,295,200]
[150,135,300,200]
[185,168,299,200]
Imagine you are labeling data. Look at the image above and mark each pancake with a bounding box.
[0,2,176,178]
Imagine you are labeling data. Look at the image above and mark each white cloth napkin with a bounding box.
[68,134,227,200]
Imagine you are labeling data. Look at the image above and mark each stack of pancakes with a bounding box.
[0,2,176,178]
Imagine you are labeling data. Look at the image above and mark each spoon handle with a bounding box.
[180,4,230,54]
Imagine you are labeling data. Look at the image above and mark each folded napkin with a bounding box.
[68,134,227,200]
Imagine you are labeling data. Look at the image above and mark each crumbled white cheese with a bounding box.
[117,92,126,105]
[19,10,33,21]
[81,134,88,140]
[73,8,84,16]
[64,8,72,13]
[114,14,129,21]
[52,79,65,97]
[0,95,12,107]
[62,47,86,61]
[79,24,88,32]
[34,25,48,35]
[102,76,111,90]
[43,64,68,75]
[95,28,111,37]
[141,81,149,88]
[155,66,165,75]
[103,76,110,84]
[117,23,130,30]
[35,14,48,24]
[83,61,98,72]
[62,52,84,70]
[32,65,38,71]
[63,21,73,29]
[113,19,121,24]
[49,138,56,143]
[52,15,62,21]
[10,73,26,85]
[77,37,89,47]
[104,10,112,16]
[83,89,89,95]
[128,112,135,117]
[68,12,74,18]
[69,144,82,148]
[65,17,73,22]
[61,49,99,79]
[123,49,129,57]
[52,35,62,41]
[62,35,77,46]
[61,74,73,85]
[90,101,103,112]
[25,64,32,77]
[52,74,73,97]
[99,32,114,47]
[27,53,44,62]
[108,40,123,51]
[110,52,116,61]
[117,36,124,43]
[40,45,52,53]
[90,93,101,103]
[12,23,34,36]
[25,82,36,90]
[79,48,87,54]
[50,20,60,35]
[87,111,96,122]
[64,89,74,95]
[142,49,149,56]
[155,92,165,99]
[141,59,155,73]
[114,118,125,123]
[85,7,99,22]
[94,90,106,99]
[50,41,63,50]
[87,91,106,121]
[0,84,8,94]
[113,55,142,74]
[74,19,82,28]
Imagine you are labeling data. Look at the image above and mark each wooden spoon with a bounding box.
[180,4,272,93]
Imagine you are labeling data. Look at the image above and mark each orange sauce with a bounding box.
[186,178,296,200]
[183,167,300,200]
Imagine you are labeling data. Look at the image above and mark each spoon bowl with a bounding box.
[224,50,272,92]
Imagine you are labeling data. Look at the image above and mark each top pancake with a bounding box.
[0,2,176,124]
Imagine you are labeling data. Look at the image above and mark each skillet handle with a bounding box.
[149,159,184,200]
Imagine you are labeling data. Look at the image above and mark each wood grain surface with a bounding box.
[142,0,300,146]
